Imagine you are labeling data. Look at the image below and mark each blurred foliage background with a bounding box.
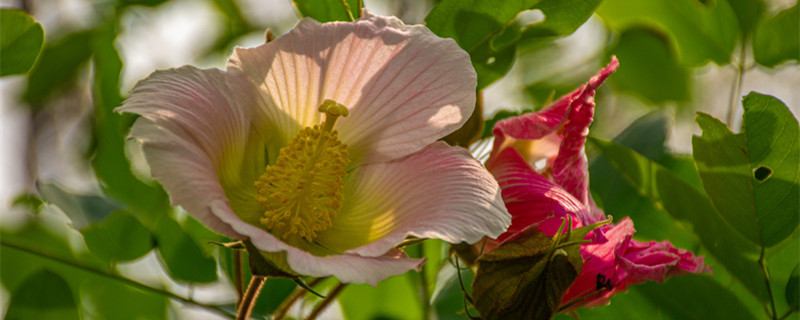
[0,0,798,319]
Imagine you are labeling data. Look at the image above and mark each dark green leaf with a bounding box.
[472,219,604,320]
[0,9,44,76]
[637,275,757,319]
[5,269,79,320]
[521,0,602,38]
[692,93,799,247]
[81,210,155,262]
[154,217,217,283]
[589,137,770,303]
[339,272,424,320]
[727,0,764,35]
[596,0,738,66]
[293,0,360,22]
[80,278,168,320]
[118,0,169,7]
[753,4,799,67]
[787,264,799,309]
[23,31,93,106]
[608,28,690,104]
[36,182,121,229]
[90,19,170,228]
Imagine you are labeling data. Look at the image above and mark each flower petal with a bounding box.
[229,10,476,165]
[118,66,270,238]
[313,142,510,256]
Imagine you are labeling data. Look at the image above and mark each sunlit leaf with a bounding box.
[596,0,738,66]
[36,182,121,229]
[5,270,79,320]
[81,210,155,262]
[154,216,218,283]
[340,271,424,320]
[692,93,799,247]
[753,4,799,67]
[589,137,770,303]
[293,0,360,22]
[24,30,93,106]
[0,9,44,76]
[608,28,690,104]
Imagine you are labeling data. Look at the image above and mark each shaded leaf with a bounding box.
[472,220,604,320]
[727,0,764,35]
[0,9,44,76]
[80,277,168,320]
[589,137,770,303]
[36,182,121,229]
[753,5,799,67]
[635,275,757,319]
[23,30,93,106]
[5,269,79,320]
[692,93,799,247]
[340,272,424,320]
[81,210,155,262]
[293,0,360,23]
[596,0,738,66]
[154,217,217,283]
[787,264,799,309]
[608,28,690,104]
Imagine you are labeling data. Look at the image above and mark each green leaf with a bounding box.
[118,0,169,7]
[589,137,770,303]
[596,0,738,66]
[81,210,155,262]
[154,216,218,283]
[787,264,799,309]
[426,0,600,89]
[727,0,764,35]
[23,30,93,106]
[753,4,799,67]
[636,275,757,319]
[80,278,168,320]
[0,9,44,76]
[339,272,424,320]
[90,19,170,228]
[5,270,79,320]
[36,182,121,229]
[692,93,799,247]
[293,0,360,22]
[608,28,690,104]
[471,219,605,320]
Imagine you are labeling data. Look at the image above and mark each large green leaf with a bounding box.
[787,264,800,310]
[727,0,764,35]
[90,19,170,228]
[636,275,757,319]
[753,4,799,67]
[596,0,738,66]
[589,137,770,303]
[425,0,600,89]
[154,216,218,283]
[36,182,121,229]
[293,0,360,22]
[0,9,44,76]
[23,30,93,106]
[692,93,799,247]
[339,271,424,320]
[607,28,690,104]
[79,278,168,320]
[5,270,79,320]
[81,210,155,262]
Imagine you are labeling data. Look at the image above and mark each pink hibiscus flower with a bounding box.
[484,57,711,309]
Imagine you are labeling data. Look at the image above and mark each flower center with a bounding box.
[255,100,350,242]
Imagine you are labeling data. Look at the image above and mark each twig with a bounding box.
[758,246,778,320]
[234,250,244,306]
[272,278,324,320]
[237,276,266,320]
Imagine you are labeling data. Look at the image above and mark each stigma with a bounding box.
[255,100,350,241]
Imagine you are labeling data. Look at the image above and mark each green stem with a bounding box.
[778,305,799,320]
[728,36,747,127]
[758,246,778,320]
[272,277,324,320]
[339,0,355,21]
[237,276,266,320]
[0,240,235,319]
[305,282,347,320]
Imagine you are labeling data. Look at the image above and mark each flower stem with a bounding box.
[237,276,266,320]
[0,240,235,319]
[272,277,324,320]
[306,282,347,320]
[758,246,778,320]
[234,250,244,306]
[727,36,748,127]
[339,0,355,21]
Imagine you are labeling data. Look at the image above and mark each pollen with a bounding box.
[255,100,350,242]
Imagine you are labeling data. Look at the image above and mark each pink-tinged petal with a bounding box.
[551,57,619,204]
[488,147,597,243]
[230,10,476,166]
[209,201,424,285]
[617,237,713,283]
[313,142,510,257]
[118,66,269,238]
